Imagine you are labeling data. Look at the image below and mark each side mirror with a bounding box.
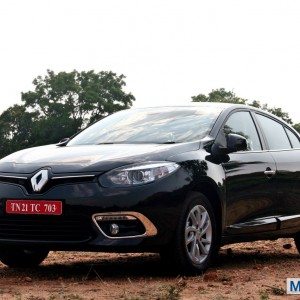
[226,133,248,153]
[56,137,70,147]
[210,133,247,156]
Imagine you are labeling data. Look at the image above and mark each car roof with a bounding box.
[132,102,257,116]
[133,102,234,109]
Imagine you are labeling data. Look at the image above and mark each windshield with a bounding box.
[68,106,222,145]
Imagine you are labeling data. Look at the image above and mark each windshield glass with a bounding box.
[68,106,222,145]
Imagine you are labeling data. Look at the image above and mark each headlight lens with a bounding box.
[99,162,179,187]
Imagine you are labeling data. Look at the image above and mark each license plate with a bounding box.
[5,200,63,215]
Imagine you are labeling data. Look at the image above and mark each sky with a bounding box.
[0,0,300,123]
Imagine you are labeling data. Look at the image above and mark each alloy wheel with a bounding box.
[185,205,212,264]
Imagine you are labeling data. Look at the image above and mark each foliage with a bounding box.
[0,105,38,155]
[192,88,247,105]
[192,88,294,124]
[294,123,300,134]
[0,70,135,158]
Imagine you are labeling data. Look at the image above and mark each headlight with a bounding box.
[99,162,179,187]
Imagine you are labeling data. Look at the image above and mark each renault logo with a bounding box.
[31,169,49,192]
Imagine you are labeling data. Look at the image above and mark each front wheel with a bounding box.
[160,193,219,273]
[0,248,49,268]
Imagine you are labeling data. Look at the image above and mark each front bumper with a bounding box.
[0,169,190,251]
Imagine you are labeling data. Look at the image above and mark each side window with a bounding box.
[256,114,291,150]
[224,111,262,151]
[285,127,300,148]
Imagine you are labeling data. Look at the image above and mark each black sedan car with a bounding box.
[0,103,299,272]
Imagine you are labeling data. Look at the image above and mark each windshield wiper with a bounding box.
[97,142,115,145]
[97,141,178,145]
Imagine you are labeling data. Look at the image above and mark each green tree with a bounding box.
[267,107,293,124]
[192,88,247,104]
[192,88,294,124]
[21,69,135,145]
[0,69,135,157]
[294,123,300,134]
[0,105,38,156]
[23,70,135,122]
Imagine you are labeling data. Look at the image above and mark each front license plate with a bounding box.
[5,200,63,216]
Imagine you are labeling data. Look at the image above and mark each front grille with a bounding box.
[0,173,97,194]
[0,215,94,242]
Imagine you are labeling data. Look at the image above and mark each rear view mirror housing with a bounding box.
[226,133,248,153]
[210,133,248,156]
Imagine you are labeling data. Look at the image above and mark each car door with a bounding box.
[219,110,278,235]
[255,113,300,231]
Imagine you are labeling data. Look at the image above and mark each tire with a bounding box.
[0,248,49,268]
[160,193,219,274]
[295,233,300,254]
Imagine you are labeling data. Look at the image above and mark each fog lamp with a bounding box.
[110,223,119,235]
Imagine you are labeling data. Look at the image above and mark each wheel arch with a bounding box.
[190,179,225,235]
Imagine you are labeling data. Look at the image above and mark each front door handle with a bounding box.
[264,168,276,177]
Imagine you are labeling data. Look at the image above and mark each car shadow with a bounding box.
[0,247,298,280]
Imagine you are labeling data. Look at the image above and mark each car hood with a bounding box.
[0,142,200,174]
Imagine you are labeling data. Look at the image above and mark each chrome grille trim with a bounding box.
[0,175,27,180]
[52,175,96,180]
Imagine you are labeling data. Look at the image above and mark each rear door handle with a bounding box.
[264,168,276,177]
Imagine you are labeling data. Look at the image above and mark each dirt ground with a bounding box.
[0,238,299,300]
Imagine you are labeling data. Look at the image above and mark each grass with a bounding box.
[158,284,182,300]
[264,285,285,296]
[259,290,269,300]
[122,283,184,300]
[48,294,84,300]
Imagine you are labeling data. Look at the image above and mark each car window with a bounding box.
[256,114,291,150]
[285,127,300,148]
[223,111,262,151]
